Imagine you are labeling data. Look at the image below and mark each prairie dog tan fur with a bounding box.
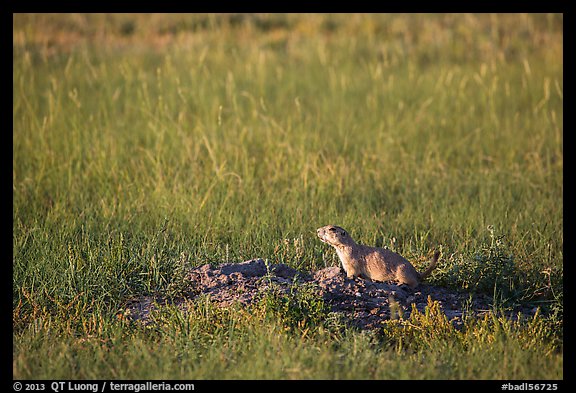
[317,225,439,288]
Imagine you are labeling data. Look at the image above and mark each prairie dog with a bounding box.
[317,225,439,288]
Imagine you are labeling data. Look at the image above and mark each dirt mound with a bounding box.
[123,259,534,330]
[184,259,308,307]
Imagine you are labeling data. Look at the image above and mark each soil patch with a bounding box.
[123,259,537,330]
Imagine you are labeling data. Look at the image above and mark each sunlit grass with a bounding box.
[13,13,562,379]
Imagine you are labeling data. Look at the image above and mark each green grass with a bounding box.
[13,13,563,379]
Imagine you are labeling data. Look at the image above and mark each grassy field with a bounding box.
[13,13,563,380]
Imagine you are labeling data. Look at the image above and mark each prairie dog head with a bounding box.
[316,225,355,247]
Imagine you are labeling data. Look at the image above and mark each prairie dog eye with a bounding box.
[340,230,347,237]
